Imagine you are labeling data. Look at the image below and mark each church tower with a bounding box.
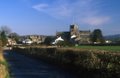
[70,24,79,37]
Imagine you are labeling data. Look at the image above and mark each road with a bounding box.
[4,51,79,78]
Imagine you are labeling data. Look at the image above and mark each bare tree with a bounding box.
[0,26,12,35]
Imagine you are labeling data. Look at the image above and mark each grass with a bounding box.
[1,60,10,78]
[16,44,120,52]
[75,46,120,52]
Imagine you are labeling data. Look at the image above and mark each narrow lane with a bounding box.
[4,51,78,78]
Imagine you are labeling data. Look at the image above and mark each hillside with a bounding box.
[104,34,120,41]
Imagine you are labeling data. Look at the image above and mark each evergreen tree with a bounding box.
[91,29,105,44]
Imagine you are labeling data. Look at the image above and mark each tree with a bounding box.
[0,26,12,46]
[8,32,20,43]
[0,26,11,35]
[0,31,8,46]
[91,29,105,44]
[44,36,55,45]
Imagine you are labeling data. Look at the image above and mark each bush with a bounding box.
[56,41,74,47]
[13,47,120,78]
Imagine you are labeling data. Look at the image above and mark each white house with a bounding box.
[22,39,33,44]
[52,36,64,44]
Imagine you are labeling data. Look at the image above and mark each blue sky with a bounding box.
[0,0,120,36]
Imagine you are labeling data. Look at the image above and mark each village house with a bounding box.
[20,35,46,44]
[7,38,17,46]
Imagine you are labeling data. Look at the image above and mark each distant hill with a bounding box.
[104,34,120,41]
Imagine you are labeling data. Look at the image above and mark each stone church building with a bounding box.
[56,24,91,44]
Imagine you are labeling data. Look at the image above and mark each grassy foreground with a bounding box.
[76,46,120,52]
[0,53,10,78]
[0,48,10,78]
[13,46,120,78]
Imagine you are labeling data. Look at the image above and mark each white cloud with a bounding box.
[32,0,111,26]
[82,16,110,26]
[32,4,48,11]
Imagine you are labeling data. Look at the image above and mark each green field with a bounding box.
[75,46,120,52]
